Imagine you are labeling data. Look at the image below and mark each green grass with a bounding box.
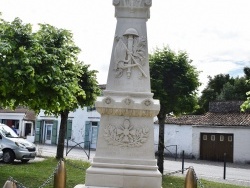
[0,157,90,188]
[0,158,247,188]
[163,175,247,188]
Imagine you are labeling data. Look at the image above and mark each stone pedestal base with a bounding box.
[74,185,110,188]
[83,165,161,188]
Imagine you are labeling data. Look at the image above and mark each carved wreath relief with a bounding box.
[104,118,149,147]
[114,28,147,79]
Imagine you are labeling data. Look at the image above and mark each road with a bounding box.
[35,144,250,187]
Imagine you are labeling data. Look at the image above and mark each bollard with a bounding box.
[54,159,66,188]
[3,180,17,188]
[184,167,197,188]
[223,153,227,179]
[182,150,185,174]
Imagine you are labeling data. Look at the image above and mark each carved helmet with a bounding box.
[123,28,139,37]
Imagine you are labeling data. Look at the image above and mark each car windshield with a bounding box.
[0,126,19,138]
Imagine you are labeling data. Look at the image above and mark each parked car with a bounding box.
[0,123,36,163]
[0,145,3,159]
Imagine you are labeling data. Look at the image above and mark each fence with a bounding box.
[165,166,204,188]
[155,143,178,160]
[3,159,204,188]
[66,140,91,160]
[2,159,85,188]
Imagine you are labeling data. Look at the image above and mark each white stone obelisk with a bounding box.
[75,1,161,187]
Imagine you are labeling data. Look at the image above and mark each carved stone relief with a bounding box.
[113,0,152,8]
[104,118,149,147]
[142,98,152,107]
[113,28,147,79]
[122,97,134,106]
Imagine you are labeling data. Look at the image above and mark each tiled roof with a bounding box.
[0,107,36,121]
[200,112,250,126]
[160,101,250,127]
[164,115,202,125]
[163,112,250,127]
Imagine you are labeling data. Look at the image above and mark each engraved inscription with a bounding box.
[104,118,149,147]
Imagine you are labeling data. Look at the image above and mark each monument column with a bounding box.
[76,1,162,187]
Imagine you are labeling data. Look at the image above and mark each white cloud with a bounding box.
[1,0,250,91]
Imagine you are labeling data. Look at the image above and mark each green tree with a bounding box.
[149,47,200,174]
[244,67,250,79]
[0,17,35,107]
[241,67,250,111]
[241,91,250,111]
[0,17,100,159]
[198,67,250,113]
[217,77,250,101]
[197,74,232,113]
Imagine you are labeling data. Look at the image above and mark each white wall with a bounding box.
[0,112,24,136]
[67,108,99,146]
[192,126,250,163]
[37,108,101,147]
[154,124,193,158]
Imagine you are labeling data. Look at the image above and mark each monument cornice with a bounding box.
[95,96,160,117]
[113,0,151,19]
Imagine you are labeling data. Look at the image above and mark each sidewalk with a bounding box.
[164,157,250,187]
[36,144,250,187]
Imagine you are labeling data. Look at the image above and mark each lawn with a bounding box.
[0,158,89,188]
[0,158,247,188]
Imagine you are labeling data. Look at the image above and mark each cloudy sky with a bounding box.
[1,0,250,93]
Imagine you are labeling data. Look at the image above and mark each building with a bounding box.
[0,107,36,142]
[155,101,250,163]
[35,107,100,149]
[34,85,106,148]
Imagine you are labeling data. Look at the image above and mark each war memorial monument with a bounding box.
[75,0,161,187]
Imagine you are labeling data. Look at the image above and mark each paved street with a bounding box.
[35,144,250,187]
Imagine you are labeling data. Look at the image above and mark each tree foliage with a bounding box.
[0,16,100,158]
[197,67,250,114]
[0,17,34,107]
[241,67,250,111]
[149,46,200,174]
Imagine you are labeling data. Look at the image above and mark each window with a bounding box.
[92,122,98,126]
[220,135,224,141]
[211,135,215,141]
[1,119,7,124]
[228,136,233,142]
[203,135,207,141]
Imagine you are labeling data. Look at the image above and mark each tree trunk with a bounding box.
[56,110,69,159]
[157,112,166,174]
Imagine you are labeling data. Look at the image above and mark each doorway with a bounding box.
[45,124,53,144]
[90,122,98,148]
[200,133,234,162]
[24,123,32,137]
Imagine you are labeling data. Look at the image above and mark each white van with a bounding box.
[0,145,2,159]
[0,123,36,163]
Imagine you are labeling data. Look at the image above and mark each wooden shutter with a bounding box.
[84,121,91,149]
[35,120,42,143]
[51,121,58,144]
[66,120,72,140]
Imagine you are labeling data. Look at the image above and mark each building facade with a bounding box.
[156,101,250,163]
[0,107,36,142]
[35,107,100,149]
